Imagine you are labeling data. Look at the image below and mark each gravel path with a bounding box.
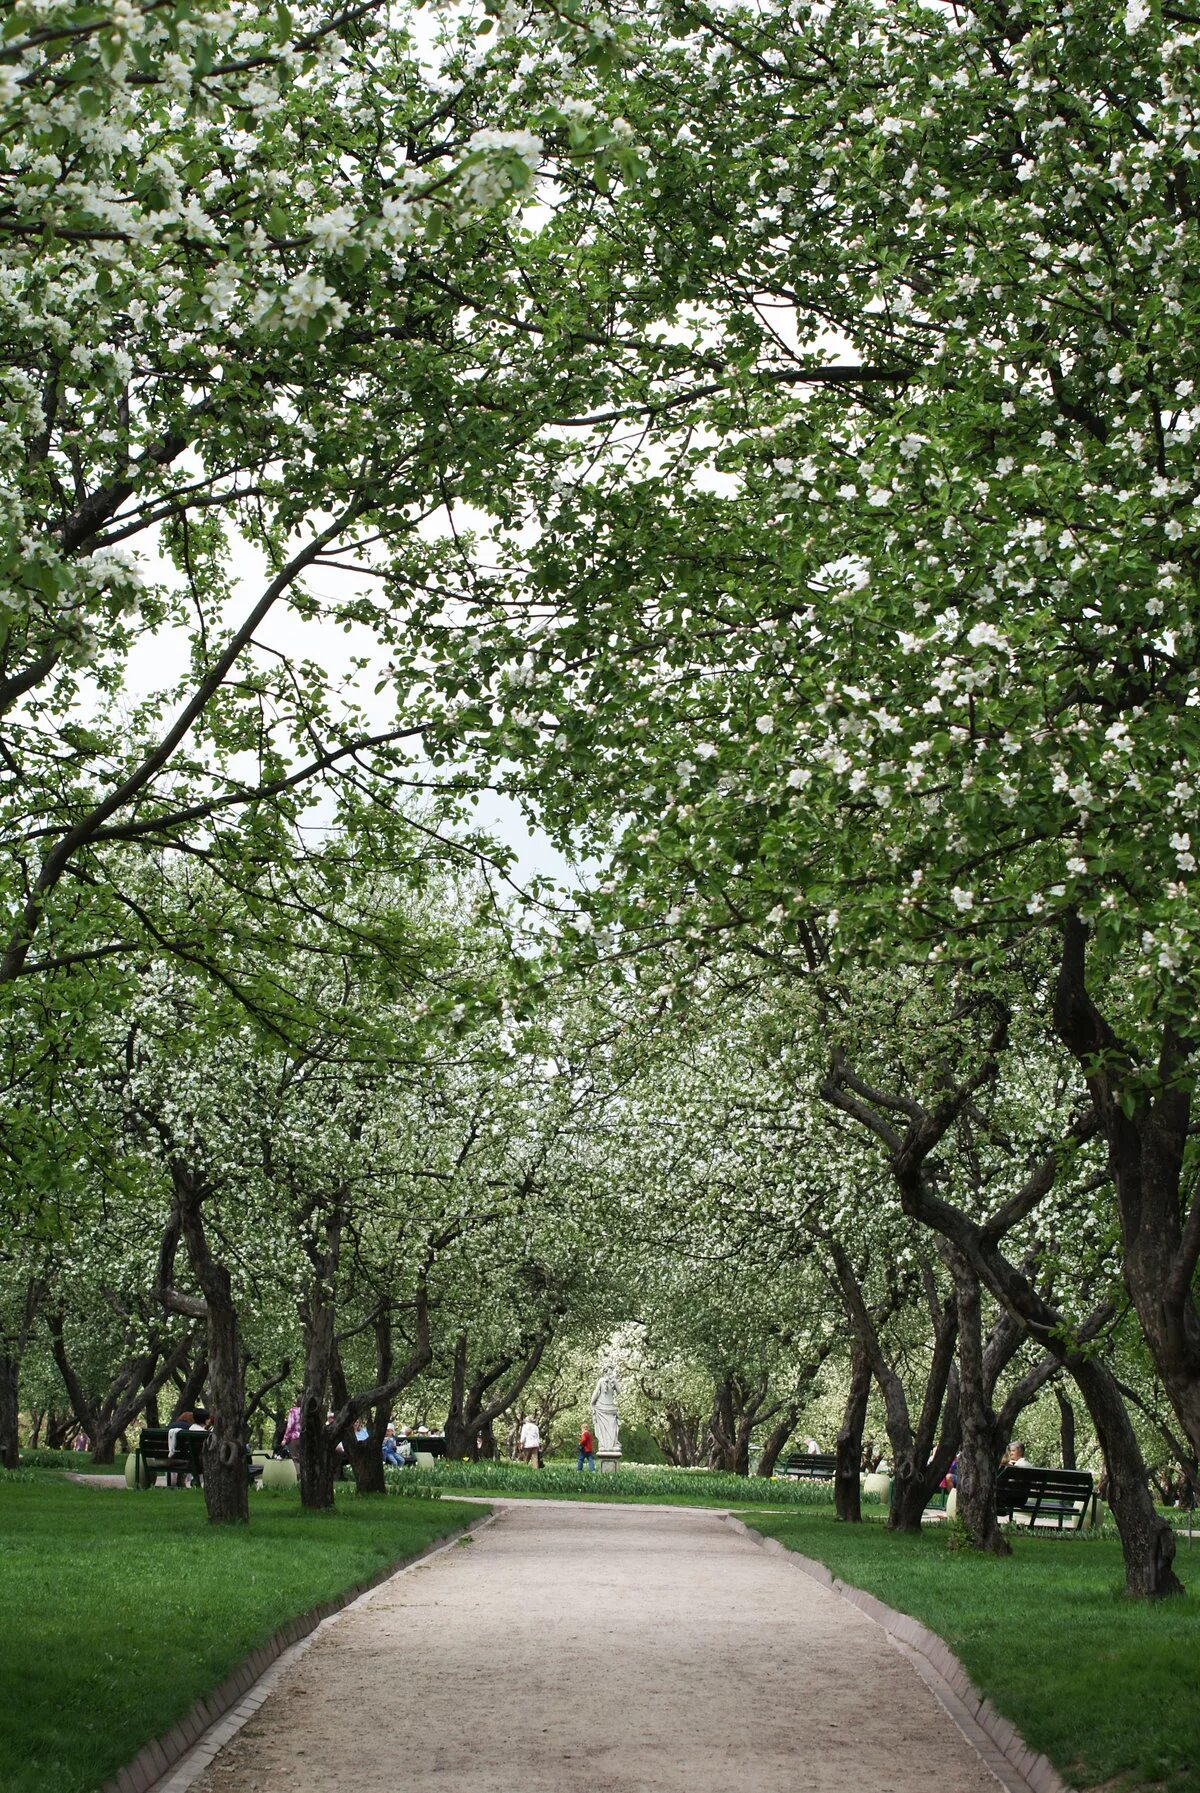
[188,1501,1001,1793]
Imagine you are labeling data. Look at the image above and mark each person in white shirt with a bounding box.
[518,1416,541,1468]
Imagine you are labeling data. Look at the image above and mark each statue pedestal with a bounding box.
[597,1449,622,1474]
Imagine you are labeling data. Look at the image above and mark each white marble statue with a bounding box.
[590,1363,621,1454]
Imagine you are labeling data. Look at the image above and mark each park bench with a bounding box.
[779,1452,838,1481]
[995,1465,1097,1531]
[134,1426,204,1488]
[134,1427,263,1490]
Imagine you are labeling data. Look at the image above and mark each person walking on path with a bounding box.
[518,1415,541,1468]
[577,1424,595,1472]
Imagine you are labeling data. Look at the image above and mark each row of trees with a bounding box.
[3,0,1197,1599]
[9,920,1187,1539]
[408,0,1200,1598]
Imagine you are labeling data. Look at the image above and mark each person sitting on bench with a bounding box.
[167,1411,207,1485]
[382,1425,412,1469]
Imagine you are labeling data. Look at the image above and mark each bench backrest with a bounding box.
[996,1466,1093,1508]
[141,1427,190,1453]
[783,1453,838,1478]
[139,1427,205,1468]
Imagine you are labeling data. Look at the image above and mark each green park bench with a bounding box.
[995,1465,1097,1531]
[133,1427,263,1490]
[779,1452,838,1480]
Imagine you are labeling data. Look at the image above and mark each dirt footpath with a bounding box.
[189,1502,1000,1793]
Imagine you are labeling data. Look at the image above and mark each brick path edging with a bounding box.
[725,1516,1070,1793]
[99,1509,496,1793]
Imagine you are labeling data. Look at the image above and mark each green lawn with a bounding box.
[747,1511,1200,1793]
[0,1479,478,1793]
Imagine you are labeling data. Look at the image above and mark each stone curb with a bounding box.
[100,1509,497,1793]
[725,1516,1070,1793]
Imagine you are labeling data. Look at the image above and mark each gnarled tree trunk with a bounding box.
[198,1268,250,1524]
[756,1406,799,1480]
[949,1251,1009,1555]
[642,1392,710,1467]
[824,1041,1182,1598]
[828,1237,959,1533]
[0,1351,20,1469]
[336,1310,397,1497]
[0,1277,42,1467]
[707,1374,763,1476]
[1054,918,1200,1463]
[330,1288,432,1494]
[159,1165,249,1525]
[298,1394,340,1510]
[294,1197,345,1511]
[834,1343,872,1523]
[1069,1353,1181,1597]
[442,1322,552,1463]
[48,1310,193,1464]
[1056,1386,1077,1470]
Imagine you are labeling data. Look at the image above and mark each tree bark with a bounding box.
[162,1167,249,1524]
[443,1332,472,1461]
[297,1313,338,1511]
[950,1252,1010,1555]
[834,1344,872,1523]
[175,1350,209,1415]
[1053,916,1200,1459]
[294,1198,345,1511]
[298,1388,339,1511]
[1068,1353,1181,1597]
[328,1288,432,1492]
[643,1392,709,1467]
[198,1273,250,1523]
[1056,1387,1077,1470]
[345,1427,386,1494]
[337,1311,397,1497]
[0,1352,20,1469]
[827,1238,958,1533]
[0,1277,41,1466]
[45,1409,74,1448]
[757,1407,799,1479]
[707,1374,762,1475]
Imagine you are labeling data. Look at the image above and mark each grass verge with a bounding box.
[394,1457,847,1506]
[746,1510,1200,1792]
[0,1479,478,1793]
[17,1449,129,1476]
